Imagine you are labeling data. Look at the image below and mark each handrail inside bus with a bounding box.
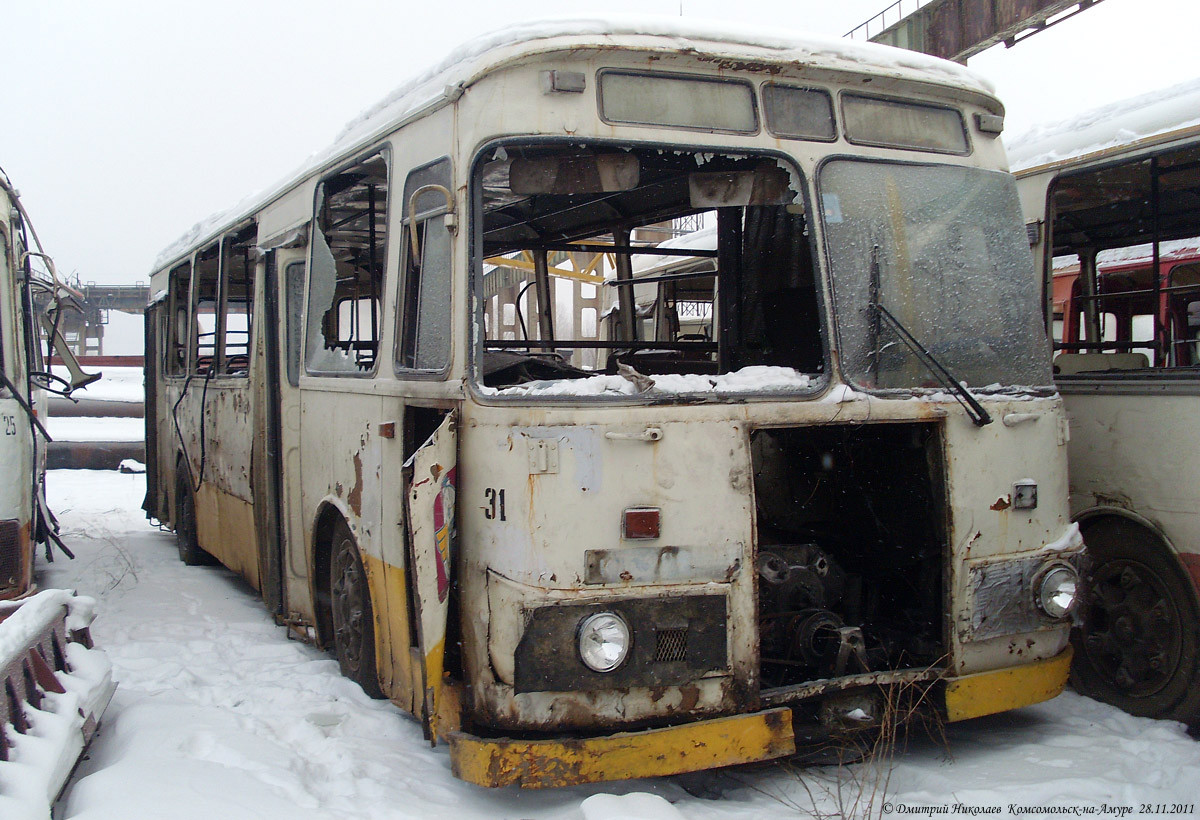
[407,184,456,260]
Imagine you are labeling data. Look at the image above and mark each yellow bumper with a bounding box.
[448,649,1071,788]
[944,646,1073,723]
[448,707,795,789]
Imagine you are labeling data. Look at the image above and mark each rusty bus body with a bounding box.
[144,24,1083,787]
[1013,84,1200,729]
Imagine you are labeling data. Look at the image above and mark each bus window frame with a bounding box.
[839,91,972,157]
[817,152,1054,395]
[761,82,838,143]
[467,136,831,403]
[395,155,455,380]
[166,259,194,378]
[217,223,257,378]
[596,68,761,136]
[304,146,393,379]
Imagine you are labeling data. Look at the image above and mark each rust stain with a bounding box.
[677,685,701,713]
[348,452,364,516]
[693,55,784,74]
[990,496,1011,511]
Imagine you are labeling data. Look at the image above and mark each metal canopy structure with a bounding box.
[847,0,1104,63]
[31,282,149,356]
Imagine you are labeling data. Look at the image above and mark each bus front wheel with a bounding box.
[1072,517,1200,729]
[329,521,384,699]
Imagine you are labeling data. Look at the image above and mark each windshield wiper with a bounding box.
[868,245,992,427]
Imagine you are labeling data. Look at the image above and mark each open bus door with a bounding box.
[404,411,457,742]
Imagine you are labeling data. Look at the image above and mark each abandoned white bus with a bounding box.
[1012,78,1200,730]
[144,22,1085,787]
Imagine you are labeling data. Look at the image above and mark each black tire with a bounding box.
[329,521,384,698]
[175,469,215,566]
[1072,517,1200,728]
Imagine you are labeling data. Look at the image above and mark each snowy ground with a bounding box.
[38,470,1200,819]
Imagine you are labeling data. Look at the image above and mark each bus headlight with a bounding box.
[1036,564,1079,619]
[577,612,631,673]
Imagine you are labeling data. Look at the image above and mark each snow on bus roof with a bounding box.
[153,17,994,275]
[1006,76,1200,174]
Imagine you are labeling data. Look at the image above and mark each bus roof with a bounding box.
[1007,76,1200,176]
[153,17,998,276]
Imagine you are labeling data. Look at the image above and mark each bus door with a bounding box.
[254,242,308,620]
[403,411,457,741]
[190,229,261,586]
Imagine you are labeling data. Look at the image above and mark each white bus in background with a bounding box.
[0,167,112,799]
[144,21,1085,788]
[1011,77,1200,731]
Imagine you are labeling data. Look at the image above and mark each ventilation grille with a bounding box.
[654,627,688,663]
[0,520,20,589]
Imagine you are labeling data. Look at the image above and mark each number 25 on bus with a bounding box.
[144,24,1085,787]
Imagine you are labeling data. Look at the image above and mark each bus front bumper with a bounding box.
[448,648,1072,788]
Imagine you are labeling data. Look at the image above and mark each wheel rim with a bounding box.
[1079,558,1184,698]
[331,537,368,676]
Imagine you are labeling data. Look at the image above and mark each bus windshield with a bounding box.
[821,160,1052,392]
[474,143,825,399]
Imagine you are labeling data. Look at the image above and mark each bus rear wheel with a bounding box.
[175,470,214,566]
[329,522,383,698]
[1072,518,1200,728]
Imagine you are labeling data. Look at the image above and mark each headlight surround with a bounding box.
[1036,564,1079,619]
[577,612,631,673]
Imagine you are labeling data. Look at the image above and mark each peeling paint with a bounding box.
[348,452,364,517]
[991,496,1011,511]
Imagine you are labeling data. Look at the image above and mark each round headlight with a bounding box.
[1037,565,1079,619]
[577,612,631,673]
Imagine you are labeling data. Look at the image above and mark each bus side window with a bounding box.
[168,261,193,376]
[195,243,220,375]
[397,158,453,374]
[306,151,390,375]
[219,225,256,376]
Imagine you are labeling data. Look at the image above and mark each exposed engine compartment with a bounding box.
[752,422,946,689]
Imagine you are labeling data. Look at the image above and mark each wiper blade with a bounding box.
[868,246,992,427]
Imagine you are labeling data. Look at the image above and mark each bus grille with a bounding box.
[654,628,688,663]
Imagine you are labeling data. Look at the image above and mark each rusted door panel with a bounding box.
[405,411,457,742]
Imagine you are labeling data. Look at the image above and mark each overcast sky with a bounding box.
[4,0,1198,290]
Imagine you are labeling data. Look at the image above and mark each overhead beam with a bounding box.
[849,0,1104,63]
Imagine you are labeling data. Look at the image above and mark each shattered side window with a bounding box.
[474,144,825,399]
[306,152,390,375]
